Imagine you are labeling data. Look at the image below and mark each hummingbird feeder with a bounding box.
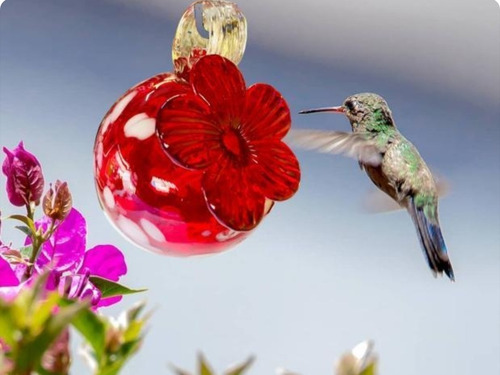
[93,0,301,256]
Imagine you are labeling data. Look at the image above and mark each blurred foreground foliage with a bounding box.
[171,340,377,375]
[1,284,378,375]
[0,276,149,375]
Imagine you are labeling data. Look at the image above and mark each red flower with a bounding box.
[157,55,300,231]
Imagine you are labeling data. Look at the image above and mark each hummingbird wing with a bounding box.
[362,174,450,213]
[286,129,383,166]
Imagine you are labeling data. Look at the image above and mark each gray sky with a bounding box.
[106,0,500,106]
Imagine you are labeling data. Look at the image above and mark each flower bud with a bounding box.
[2,142,45,206]
[41,328,70,375]
[335,340,378,375]
[43,180,72,221]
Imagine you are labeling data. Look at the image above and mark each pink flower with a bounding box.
[0,256,18,287]
[0,245,28,301]
[2,142,45,206]
[0,254,20,300]
[33,208,127,308]
[0,209,127,308]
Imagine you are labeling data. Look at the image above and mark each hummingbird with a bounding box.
[291,92,454,280]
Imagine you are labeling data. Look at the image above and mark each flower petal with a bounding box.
[0,284,23,301]
[0,256,19,287]
[241,84,291,140]
[202,158,265,231]
[80,281,102,306]
[94,295,122,309]
[190,55,246,125]
[35,208,86,273]
[250,140,301,201]
[58,272,100,305]
[157,93,222,169]
[81,245,127,282]
[0,246,27,281]
[57,271,112,308]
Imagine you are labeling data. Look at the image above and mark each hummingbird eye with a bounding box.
[345,100,356,112]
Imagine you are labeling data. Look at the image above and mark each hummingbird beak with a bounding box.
[298,106,345,114]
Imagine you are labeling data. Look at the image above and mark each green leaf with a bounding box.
[26,272,51,312]
[123,302,150,342]
[35,366,57,375]
[171,355,253,375]
[89,276,146,298]
[13,298,88,374]
[7,214,36,234]
[96,340,143,375]
[123,320,144,342]
[0,300,16,347]
[96,337,144,375]
[88,303,150,375]
[40,300,89,346]
[360,363,377,375]
[125,301,147,322]
[16,225,33,237]
[198,353,214,375]
[32,293,61,331]
[169,364,192,375]
[225,356,255,375]
[19,245,34,258]
[67,304,106,362]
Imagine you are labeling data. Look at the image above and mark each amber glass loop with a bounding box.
[172,0,247,69]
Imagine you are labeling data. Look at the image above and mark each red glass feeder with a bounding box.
[93,1,300,256]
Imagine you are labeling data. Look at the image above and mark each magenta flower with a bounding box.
[2,142,45,206]
[0,256,18,287]
[0,246,25,301]
[32,208,127,308]
[0,209,127,308]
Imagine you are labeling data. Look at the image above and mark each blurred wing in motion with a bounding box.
[286,129,383,166]
[362,173,450,213]
[433,173,451,198]
[362,188,402,213]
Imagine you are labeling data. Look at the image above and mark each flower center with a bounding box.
[221,128,247,158]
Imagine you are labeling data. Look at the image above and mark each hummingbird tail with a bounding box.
[408,198,455,281]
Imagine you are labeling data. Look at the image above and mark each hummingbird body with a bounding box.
[294,93,454,280]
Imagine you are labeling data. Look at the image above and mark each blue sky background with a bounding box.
[1,0,499,374]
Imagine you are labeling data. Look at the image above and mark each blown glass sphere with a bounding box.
[94,74,251,256]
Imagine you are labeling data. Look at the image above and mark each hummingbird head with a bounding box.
[342,93,393,127]
[300,92,395,132]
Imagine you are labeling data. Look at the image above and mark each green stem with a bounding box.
[26,201,35,222]
[25,217,57,279]
[27,237,40,278]
[23,201,38,280]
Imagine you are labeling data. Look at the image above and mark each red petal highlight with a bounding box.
[251,140,301,201]
[241,84,291,141]
[202,158,265,231]
[190,55,246,125]
[157,93,222,169]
